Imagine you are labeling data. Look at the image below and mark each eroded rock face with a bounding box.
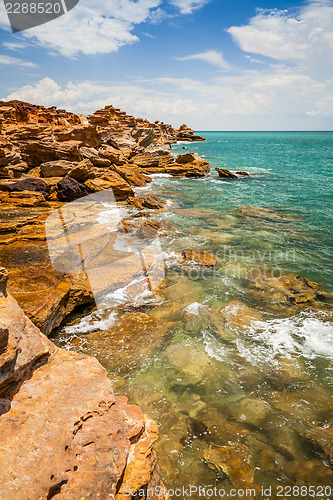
[0,271,167,500]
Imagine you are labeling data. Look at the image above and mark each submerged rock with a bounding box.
[228,398,270,429]
[204,443,255,488]
[180,248,217,267]
[69,312,174,373]
[240,206,296,222]
[248,273,332,311]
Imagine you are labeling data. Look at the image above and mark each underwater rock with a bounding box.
[192,414,250,446]
[70,312,174,372]
[248,273,332,311]
[240,206,296,222]
[180,248,217,267]
[228,398,270,429]
[204,443,255,488]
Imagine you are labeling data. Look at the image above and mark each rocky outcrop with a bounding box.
[215,168,238,179]
[0,100,209,335]
[248,273,333,313]
[175,124,205,142]
[0,269,167,500]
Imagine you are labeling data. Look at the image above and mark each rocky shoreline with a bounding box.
[1,101,333,498]
[0,100,209,498]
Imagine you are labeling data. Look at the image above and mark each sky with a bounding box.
[0,0,333,130]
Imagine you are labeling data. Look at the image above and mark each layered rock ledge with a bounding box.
[0,267,167,500]
[0,101,208,334]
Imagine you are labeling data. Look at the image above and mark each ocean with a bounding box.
[53,132,333,497]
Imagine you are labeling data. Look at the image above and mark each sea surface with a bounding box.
[53,132,333,498]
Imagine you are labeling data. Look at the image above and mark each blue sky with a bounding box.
[1,0,333,130]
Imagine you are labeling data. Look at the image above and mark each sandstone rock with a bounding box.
[215,167,238,179]
[40,160,77,177]
[98,145,126,165]
[240,206,296,222]
[69,312,174,373]
[229,398,270,428]
[67,158,93,182]
[219,300,263,330]
[85,172,134,201]
[180,248,217,267]
[128,194,167,210]
[6,177,49,198]
[204,443,254,488]
[130,152,174,169]
[57,177,87,202]
[131,127,155,148]
[0,273,54,394]
[248,273,332,310]
[175,152,198,164]
[0,190,47,207]
[0,270,166,498]
[176,124,205,142]
[236,171,250,176]
[165,342,212,384]
[112,165,152,187]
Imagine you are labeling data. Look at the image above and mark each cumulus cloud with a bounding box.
[169,0,208,14]
[228,0,333,72]
[1,77,197,121]
[177,50,230,69]
[0,54,37,68]
[0,0,209,58]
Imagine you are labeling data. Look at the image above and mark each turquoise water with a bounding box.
[54,132,333,498]
[170,132,333,291]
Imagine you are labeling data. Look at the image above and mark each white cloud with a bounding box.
[3,41,28,51]
[228,1,333,71]
[0,0,163,57]
[169,0,208,14]
[0,0,209,58]
[177,49,230,69]
[1,77,197,122]
[0,54,37,68]
[3,69,333,130]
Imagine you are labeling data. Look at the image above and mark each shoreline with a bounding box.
[1,101,333,498]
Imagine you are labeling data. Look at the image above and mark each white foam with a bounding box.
[234,311,333,367]
[63,310,117,335]
[184,302,205,316]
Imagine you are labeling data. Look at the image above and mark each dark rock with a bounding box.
[57,177,87,202]
[7,178,49,198]
[236,171,249,176]
[215,168,238,179]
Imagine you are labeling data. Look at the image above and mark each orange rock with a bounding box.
[180,248,217,267]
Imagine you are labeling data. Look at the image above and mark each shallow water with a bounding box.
[53,132,333,498]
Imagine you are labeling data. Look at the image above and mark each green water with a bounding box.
[53,132,333,498]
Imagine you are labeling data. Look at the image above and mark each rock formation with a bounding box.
[0,100,209,334]
[0,268,168,499]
